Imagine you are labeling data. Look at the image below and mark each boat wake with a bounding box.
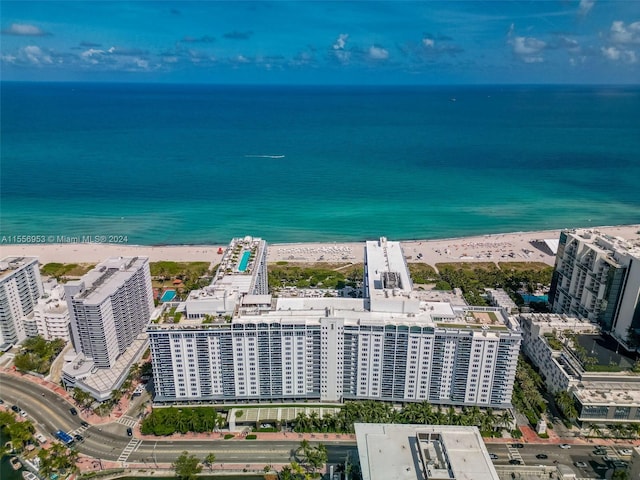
[244,154,285,159]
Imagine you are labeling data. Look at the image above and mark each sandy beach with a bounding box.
[1,225,639,268]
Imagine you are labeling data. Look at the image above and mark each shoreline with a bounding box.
[1,224,639,267]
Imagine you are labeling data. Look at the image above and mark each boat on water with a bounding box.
[10,456,22,470]
[22,471,39,480]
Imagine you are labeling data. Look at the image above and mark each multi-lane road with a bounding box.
[0,374,357,466]
[0,373,632,476]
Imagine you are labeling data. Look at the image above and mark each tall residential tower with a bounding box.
[549,229,640,347]
[0,257,43,347]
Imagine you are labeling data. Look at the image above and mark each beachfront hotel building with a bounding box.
[0,257,43,348]
[183,236,268,318]
[149,237,521,408]
[549,229,640,348]
[62,256,154,401]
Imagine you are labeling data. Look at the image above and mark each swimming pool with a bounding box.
[160,290,176,302]
[238,250,251,272]
[521,294,548,303]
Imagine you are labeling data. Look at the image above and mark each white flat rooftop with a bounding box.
[355,423,499,480]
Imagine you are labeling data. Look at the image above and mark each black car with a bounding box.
[509,459,522,465]
[11,405,20,413]
[70,407,78,415]
[511,443,524,448]
[74,434,84,442]
[127,427,133,436]
[536,454,548,459]
[81,421,89,428]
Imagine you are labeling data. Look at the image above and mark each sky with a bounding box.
[1,1,639,84]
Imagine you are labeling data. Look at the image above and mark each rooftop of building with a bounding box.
[564,228,640,263]
[150,296,517,336]
[0,256,39,281]
[67,256,148,304]
[210,236,266,291]
[574,380,640,407]
[355,423,499,480]
[365,237,413,299]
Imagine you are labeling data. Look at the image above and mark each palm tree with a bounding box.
[588,423,603,438]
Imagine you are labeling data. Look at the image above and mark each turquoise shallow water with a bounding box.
[1,83,639,245]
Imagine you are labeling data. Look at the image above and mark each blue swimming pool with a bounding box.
[521,294,548,303]
[160,290,176,302]
[238,250,251,272]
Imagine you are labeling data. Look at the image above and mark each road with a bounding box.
[486,443,631,478]
[0,374,357,465]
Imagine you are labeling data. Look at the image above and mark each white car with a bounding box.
[20,410,28,418]
[619,449,632,456]
[574,461,588,468]
[560,444,571,449]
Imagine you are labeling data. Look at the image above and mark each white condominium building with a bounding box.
[0,257,43,347]
[549,229,640,347]
[149,238,521,408]
[64,256,154,368]
[32,282,71,342]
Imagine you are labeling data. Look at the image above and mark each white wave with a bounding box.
[244,154,285,159]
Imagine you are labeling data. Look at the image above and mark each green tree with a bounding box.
[6,419,35,452]
[173,451,202,480]
[203,452,216,472]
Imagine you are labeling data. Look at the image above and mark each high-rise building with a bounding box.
[149,238,521,408]
[0,257,43,347]
[64,256,153,368]
[549,229,640,347]
[62,256,153,400]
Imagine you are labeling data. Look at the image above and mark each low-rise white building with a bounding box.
[355,423,500,480]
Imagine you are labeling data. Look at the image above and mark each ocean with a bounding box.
[1,82,639,246]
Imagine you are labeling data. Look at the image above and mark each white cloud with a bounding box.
[333,33,348,50]
[22,45,53,65]
[578,0,596,16]
[162,56,179,64]
[511,36,546,63]
[368,45,389,60]
[602,46,621,60]
[609,21,640,44]
[422,38,435,48]
[601,46,637,63]
[2,23,48,36]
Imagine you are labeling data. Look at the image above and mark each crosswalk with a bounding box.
[69,424,90,436]
[118,438,142,462]
[506,445,524,462]
[117,415,138,428]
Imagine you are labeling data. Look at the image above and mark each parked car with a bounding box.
[612,460,628,469]
[69,407,78,415]
[560,444,571,449]
[20,410,28,417]
[11,405,20,413]
[593,448,607,455]
[619,449,632,456]
[489,454,499,460]
[536,454,548,459]
[127,427,133,436]
[509,459,522,465]
[574,461,588,468]
[80,421,89,428]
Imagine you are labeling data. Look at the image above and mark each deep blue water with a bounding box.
[1,82,639,245]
